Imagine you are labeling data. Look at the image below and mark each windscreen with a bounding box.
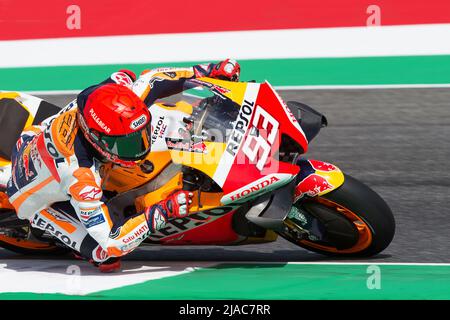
[178,79,241,146]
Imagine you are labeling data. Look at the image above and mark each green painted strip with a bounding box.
[1,55,449,91]
[1,264,450,300]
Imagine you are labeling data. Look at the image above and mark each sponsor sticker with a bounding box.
[78,186,102,201]
[146,207,235,243]
[189,78,230,98]
[119,223,150,252]
[33,215,78,249]
[151,116,166,143]
[294,173,334,201]
[130,114,148,130]
[212,83,260,187]
[111,72,133,87]
[89,108,111,134]
[220,173,293,204]
[84,213,105,228]
[80,207,105,228]
[163,72,177,78]
[165,137,207,153]
[93,245,109,262]
[22,152,35,181]
[30,143,42,168]
[109,226,122,239]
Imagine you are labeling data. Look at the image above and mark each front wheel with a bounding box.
[280,174,395,257]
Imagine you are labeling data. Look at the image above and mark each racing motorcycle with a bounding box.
[0,78,395,257]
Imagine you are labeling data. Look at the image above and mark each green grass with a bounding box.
[1,264,450,300]
[1,55,449,91]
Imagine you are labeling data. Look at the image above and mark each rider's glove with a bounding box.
[193,59,240,82]
[161,190,194,218]
[118,69,137,82]
[144,190,194,232]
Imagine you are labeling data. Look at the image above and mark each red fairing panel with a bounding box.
[221,82,308,200]
[146,207,242,245]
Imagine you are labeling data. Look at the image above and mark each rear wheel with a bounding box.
[280,174,395,257]
[0,235,67,255]
[0,209,68,255]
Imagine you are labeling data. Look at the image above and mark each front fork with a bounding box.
[283,158,345,241]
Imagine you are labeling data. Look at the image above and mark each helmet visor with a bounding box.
[99,124,152,161]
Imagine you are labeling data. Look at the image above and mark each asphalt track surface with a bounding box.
[1,88,449,263]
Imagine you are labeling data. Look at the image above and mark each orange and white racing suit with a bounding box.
[6,65,205,262]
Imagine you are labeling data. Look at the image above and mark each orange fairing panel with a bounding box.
[0,157,11,167]
[0,192,14,209]
[135,173,183,211]
[101,151,172,193]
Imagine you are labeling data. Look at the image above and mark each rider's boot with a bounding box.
[89,257,122,273]
[71,249,121,272]
[98,257,122,273]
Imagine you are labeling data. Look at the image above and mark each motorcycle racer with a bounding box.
[3,59,241,272]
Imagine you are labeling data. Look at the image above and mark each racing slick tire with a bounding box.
[280,174,396,257]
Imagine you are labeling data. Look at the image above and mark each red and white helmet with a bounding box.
[77,83,152,167]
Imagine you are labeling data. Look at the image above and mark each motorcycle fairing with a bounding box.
[129,78,306,207]
[145,206,243,245]
[211,81,309,205]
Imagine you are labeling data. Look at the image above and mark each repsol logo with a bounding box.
[130,114,148,130]
[34,217,78,249]
[44,118,60,158]
[226,100,254,156]
[146,207,235,242]
[229,176,280,202]
[151,116,165,143]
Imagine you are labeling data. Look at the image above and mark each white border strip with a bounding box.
[204,261,450,266]
[288,262,450,266]
[20,90,81,95]
[1,24,450,68]
[18,83,450,96]
[275,84,450,90]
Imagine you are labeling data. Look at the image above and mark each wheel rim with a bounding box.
[0,235,58,250]
[296,197,373,254]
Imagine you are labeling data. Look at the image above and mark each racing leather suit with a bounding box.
[6,65,210,263]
